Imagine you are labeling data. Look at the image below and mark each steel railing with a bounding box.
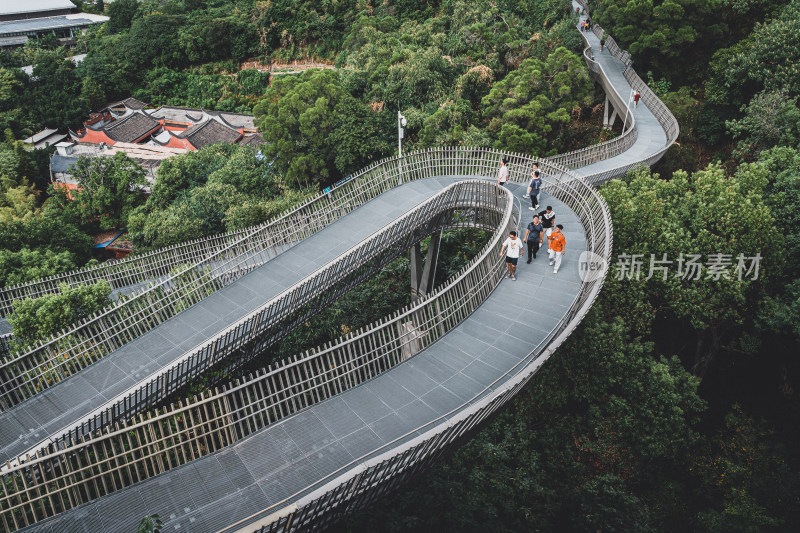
[0,178,519,531]
[0,6,682,529]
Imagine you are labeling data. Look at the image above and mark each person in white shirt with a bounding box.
[497,158,509,186]
[499,230,523,280]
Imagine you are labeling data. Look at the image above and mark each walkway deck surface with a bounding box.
[14,5,673,530]
[20,181,586,533]
[571,9,667,180]
[0,178,464,464]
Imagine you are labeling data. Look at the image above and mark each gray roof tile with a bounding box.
[103,112,160,143]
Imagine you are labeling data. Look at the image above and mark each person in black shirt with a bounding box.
[524,215,544,263]
[538,206,556,237]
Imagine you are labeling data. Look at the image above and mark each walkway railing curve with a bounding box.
[226,158,612,533]
[0,178,520,531]
[227,6,681,530]
[0,3,684,529]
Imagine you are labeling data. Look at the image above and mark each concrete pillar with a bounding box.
[603,95,610,128]
[608,108,618,129]
[410,230,442,301]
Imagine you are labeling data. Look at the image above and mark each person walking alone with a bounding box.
[524,215,544,264]
[500,230,523,280]
[633,90,641,109]
[548,224,566,274]
[526,168,542,210]
[497,158,509,187]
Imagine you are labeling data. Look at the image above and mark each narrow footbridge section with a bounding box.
[1,3,678,531]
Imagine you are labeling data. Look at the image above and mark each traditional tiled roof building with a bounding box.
[70,99,260,151]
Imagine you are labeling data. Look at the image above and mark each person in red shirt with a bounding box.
[633,91,641,108]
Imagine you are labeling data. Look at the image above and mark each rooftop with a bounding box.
[215,111,256,130]
[0,0,74,17]
[105,97,148,113]
[239,132,265,147]
[146,106,206,124]
[0,13,108,35]
[49,153,78,173]
[24,128,58,144]
[104,112,161,143]
[23,128,67,149]
[177,118,242,149]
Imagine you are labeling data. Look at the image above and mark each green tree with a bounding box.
[206,147,282,199]
[726,89,800,161]
[749,147,800,346]
[694,405,787,532]
[0,248,78,288]
[0,67,23,113]
[122,13,187,71]
[67,152,148,230]
[592,0,726,83]
[8,280,111,346]
[0,178,39,223]
[107,0,140,34]
[80,76,106,111]
[481,47,592,155]
[145,143,235,209]
[27,52,89,129]
[254,69,389,187]
[601,164,781,379]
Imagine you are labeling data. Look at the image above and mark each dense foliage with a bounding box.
[337,156,800,532]
[8,280,111,346]
[0,0,798,530]
[127,144,312,249]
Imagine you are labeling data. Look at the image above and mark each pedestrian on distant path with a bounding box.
[526,168,542,210]
[548,224,566,274]
[497,157,509,187]
[634,90,641,108]
[524,215,544,264]
[500,230,523,281]
[538,205,556,238]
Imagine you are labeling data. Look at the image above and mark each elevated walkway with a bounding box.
[6,2,678,530]
[19,181,584,533]
[0,179,457,465]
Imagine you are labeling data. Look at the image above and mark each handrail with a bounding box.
[0,178,518,531]
[0,4,683,529]
[0,147,467,408]
[234,5,680,530]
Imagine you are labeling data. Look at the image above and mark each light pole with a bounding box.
[398,110,407,183]
[398,110,407,156]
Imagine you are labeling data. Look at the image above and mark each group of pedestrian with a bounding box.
[581,19,591,32]
[497,160,567,279]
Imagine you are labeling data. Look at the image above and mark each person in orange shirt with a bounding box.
[548,224,566,273]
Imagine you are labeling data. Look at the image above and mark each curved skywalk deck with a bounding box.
[570,11,667,180]
[20,181,586,533]
[10,2,678,530]
[0,178,477,465]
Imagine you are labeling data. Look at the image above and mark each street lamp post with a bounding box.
[398,110,407,182]
[398,110,407,156]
